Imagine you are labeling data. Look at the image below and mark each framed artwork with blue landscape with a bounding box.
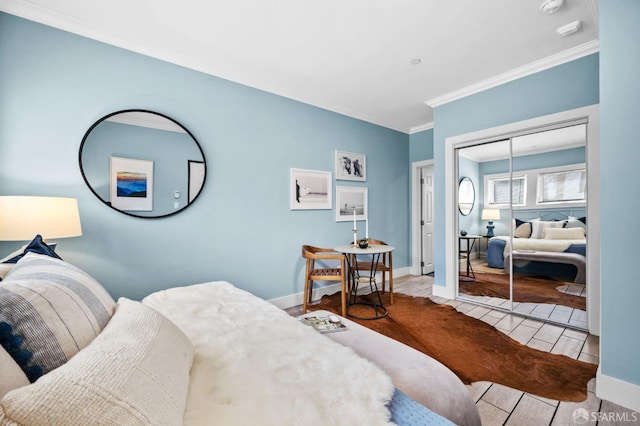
[110,156,154,211]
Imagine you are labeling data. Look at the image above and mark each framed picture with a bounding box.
[290,168,332,210]
[110,156,154,211]
[335,150,366,181]
[335,186,367,222]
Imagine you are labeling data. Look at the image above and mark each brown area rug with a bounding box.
[460,272,586,311]
[312,292,597,402]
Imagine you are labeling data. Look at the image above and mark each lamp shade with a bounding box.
[0,196,83,241]
[481,208,501,221]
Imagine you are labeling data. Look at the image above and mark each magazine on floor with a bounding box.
[301,314,348,333]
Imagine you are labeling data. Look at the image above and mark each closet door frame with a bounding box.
[454,139,515,313]
[440,105,600,335]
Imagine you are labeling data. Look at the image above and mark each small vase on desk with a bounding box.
[358,239,369,249]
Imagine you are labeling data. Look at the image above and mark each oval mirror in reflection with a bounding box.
[79,110,206,218]
[458,177,475,216]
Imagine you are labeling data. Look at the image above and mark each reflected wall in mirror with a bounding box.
[79,110,206,218]
[456,125,588,330]
[458,177,475,216]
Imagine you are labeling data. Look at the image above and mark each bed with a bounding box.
[0,249,480,425]
[486,216,586,281]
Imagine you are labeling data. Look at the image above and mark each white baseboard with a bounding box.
[596,366,640,413]
[432,282,456,300]
[269,283,342,310]
[269,268,409,309]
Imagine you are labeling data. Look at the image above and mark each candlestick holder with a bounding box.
[352,229,358,246]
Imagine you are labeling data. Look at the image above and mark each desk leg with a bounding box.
[346,253,388,320]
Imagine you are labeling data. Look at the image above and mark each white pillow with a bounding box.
[0,246,25,279]
[0,346,29,399]
[565,216,587,231]
[530,220,564,239]
[543,227,586,240]
[0,298,194,426]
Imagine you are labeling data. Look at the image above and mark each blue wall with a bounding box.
[479,146,585,176]
[476,146,586,236]
[432,53,599,286]
[409,128,434,164]
[0,13,410,301]
[457,156,481,236]
[600,0,640,390]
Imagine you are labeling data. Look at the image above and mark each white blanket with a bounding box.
[143,281,394,426]
[493,236,586,258]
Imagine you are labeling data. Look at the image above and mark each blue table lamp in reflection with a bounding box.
[481,209,501,237]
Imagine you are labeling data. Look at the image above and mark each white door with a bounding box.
[420,165,434,274]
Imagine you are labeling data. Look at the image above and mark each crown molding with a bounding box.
[587,0,599,38]
[425,40,600,108]
[409,122,434,134]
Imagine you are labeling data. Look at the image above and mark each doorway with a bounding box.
[412,160,434,275]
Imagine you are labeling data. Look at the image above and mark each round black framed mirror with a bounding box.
[79,110,206,218]
[458,177,475,216]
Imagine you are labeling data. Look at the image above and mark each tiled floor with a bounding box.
[287,274,637,425]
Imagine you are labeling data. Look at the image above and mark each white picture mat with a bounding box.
[335,186,367,222]
[290,168,332,210]
[335,150,366,181]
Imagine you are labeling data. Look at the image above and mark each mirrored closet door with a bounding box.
[456,124,588,330]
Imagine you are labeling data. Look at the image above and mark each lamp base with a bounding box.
[486,222,495,237]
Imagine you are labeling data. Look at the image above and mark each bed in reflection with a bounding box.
[486,216,586,283]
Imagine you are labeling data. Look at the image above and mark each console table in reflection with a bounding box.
[458,235,480,281]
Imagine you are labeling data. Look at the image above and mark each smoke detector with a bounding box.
[540,0,564,14]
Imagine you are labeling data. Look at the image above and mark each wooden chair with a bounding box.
[348,239,394,304]
[302,245,347,317]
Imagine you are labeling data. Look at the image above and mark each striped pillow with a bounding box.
[530,220,564,239]
[0,253,115,382]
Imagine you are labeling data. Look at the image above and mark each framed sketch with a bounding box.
[290,168,332,210]
[335,186,368,222]
[110,156,153,211]
[335,150,366,181]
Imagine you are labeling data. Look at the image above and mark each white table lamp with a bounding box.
[0,196,83,242]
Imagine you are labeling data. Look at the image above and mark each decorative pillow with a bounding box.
[512,219,532,238]
[530,220,564,239]
[2,235,60,264]
[0,253,116,382]
[0,236,59,280]
[0,247,25,280]
[543,227,586,240]
[0,345,29,399]
[565,216,587,230]
[0,298,194,426]
[0,263,13,280]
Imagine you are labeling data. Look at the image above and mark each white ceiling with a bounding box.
[0,0,599,133]
[459,124,586,162]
